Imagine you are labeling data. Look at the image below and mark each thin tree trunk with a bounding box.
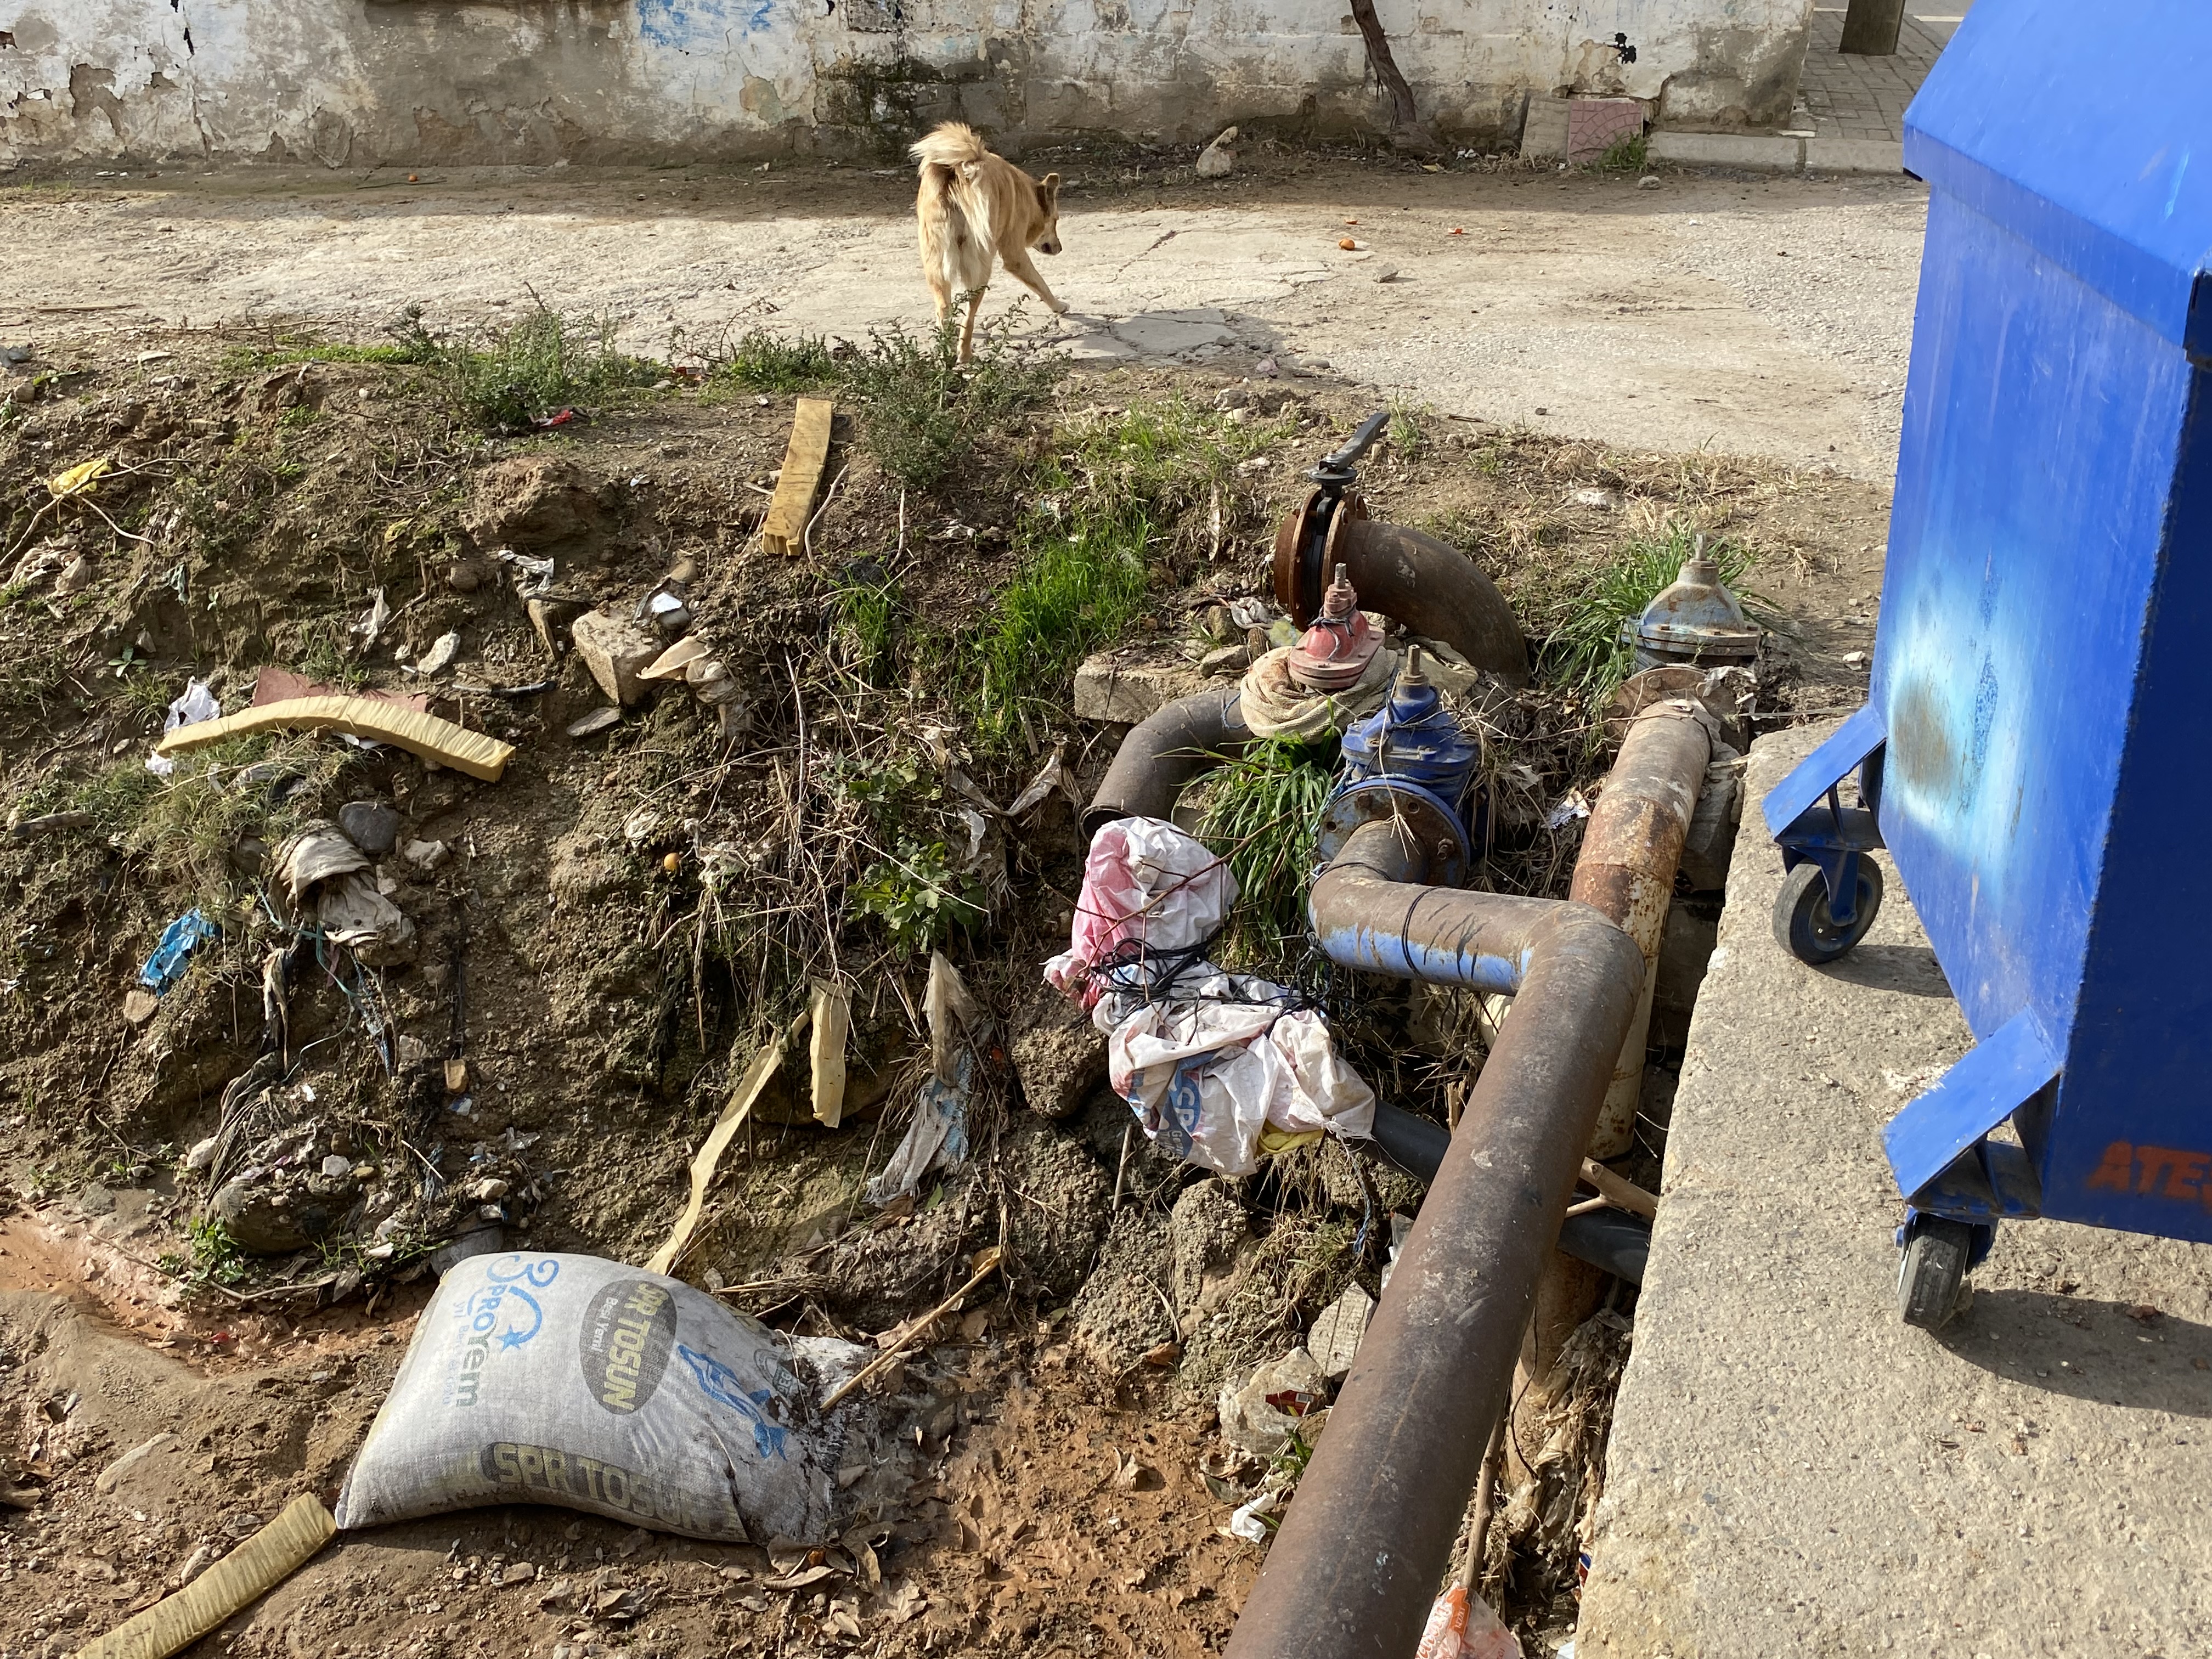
[1346,0,1442,154]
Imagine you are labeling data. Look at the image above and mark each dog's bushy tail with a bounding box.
[910,122,989,177]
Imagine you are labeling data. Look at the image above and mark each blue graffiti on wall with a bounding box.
[639,0,775,49]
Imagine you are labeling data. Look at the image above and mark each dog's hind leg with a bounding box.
[1000,249,1069,315]
[959,289,984,364]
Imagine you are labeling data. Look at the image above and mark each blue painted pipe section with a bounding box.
[1307,821,1555,995]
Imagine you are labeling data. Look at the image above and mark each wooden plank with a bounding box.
[761,396,836,557]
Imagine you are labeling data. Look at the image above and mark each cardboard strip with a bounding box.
[74,1494,335,1659]
[644,1012,807,1276]
[761,396,835,557]
[809,979,851,1129]
[153,695,516,782]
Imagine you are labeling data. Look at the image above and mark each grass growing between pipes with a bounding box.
[1183,737,1335,972]
[1537,523,1758,701]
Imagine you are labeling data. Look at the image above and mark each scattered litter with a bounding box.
[156,695,515,782]
[645,1012,803,1276]
[335,1254,850,1543]
[144,679,220,776]
[407,630,461,676]
[274,821,416,964]
[868,953,979,1206]
[1197,126,1238,178]
[1449,226,1466,235]
[1339,238,1366,251]
[139,909,219,995]
[47,455,111,499]
[808,978,851,1128]
[566,707,623,738]
[1219,1347,1327,1459]
[251,667,426,712]
[639,635,707,681]
[1005,741,1085,820]
[761,397,836,557]
[1308,1282,1374,1379]
[1228,1486,1280,1542]
[1415,1584,1523,1658]
[1043,816,1237,1007]
[8,810,93,840]
[352,586,391,646]
[1542,789,1591,830]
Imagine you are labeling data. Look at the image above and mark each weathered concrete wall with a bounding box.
[0,0,1814,167]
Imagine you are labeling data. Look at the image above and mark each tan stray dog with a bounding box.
[910,122,1067,362]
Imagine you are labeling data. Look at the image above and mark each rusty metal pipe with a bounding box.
[1275,509,1529,686]
[1234,827,1644,1659]
[1081,687,1251,839]
[1568,703,1711,1156]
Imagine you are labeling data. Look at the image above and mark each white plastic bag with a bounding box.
[145,679,219,776]
[1044,817,1237,1006]
[335,1252,849,1543]
[1107,992,1374,1177]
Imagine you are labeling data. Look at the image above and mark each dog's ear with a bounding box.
[1039,171,1061,206]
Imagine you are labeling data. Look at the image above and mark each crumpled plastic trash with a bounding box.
[868,953,980,1206]
[1044,817,1237,1008]
[273,820,416,965]
[139,909,219,994]
[1415,1585,1523,1659]
[145,678,220,776]
[1108,985,1375,1177]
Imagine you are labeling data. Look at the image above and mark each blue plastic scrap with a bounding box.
[138,909,219,995]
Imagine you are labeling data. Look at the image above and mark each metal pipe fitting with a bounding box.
[1081,686,1251,839]
[1568,703,1711,1156]
[1274,506,1529,686]
[1229,864,1644,1659]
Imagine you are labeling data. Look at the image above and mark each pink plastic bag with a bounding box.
[1043,817,1237,1007]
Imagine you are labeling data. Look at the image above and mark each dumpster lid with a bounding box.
[1905,0,2212,362]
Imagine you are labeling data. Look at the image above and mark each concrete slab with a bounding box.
[1805,137,1908,176]
[1580,720,2212,1658]
[1647,132,1807,171]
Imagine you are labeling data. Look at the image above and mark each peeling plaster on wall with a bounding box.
[0,0,1815,167]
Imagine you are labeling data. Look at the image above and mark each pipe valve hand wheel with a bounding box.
[1773,857,1883,965]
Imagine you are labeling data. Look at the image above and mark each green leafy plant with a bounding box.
[713,328,839,393]
[839,315,1064,492]
[1538,522,1757,699]
[392,301,663,431]
[850,838,987,955]
[182,1214,249,1288]
[833,573,902,685]
[1596,133,1649,172]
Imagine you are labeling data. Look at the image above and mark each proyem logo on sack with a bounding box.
[579,1279,678,1413]
[452,1256,560,1408]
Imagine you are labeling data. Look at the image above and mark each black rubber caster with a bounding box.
[1773,858,1883,964]
[1897,1215,1973,1329]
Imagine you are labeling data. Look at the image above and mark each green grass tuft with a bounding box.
[1538,522,1756,700]
[1596,133,1649,172]
[1183,737,1336,969]
[383,302,664,431]
[972,515,1151,741]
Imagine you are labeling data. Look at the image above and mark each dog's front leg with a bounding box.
[1001,251,1069,315]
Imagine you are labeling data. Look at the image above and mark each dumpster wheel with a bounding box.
[1774,859,1882,965]
[1897,1215,1973,1329]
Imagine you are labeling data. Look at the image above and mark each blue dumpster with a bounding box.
[1760,0,2212,1325]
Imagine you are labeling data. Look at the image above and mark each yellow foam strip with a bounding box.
[154,695,516,782]
[74,1494,336,1659]
[761,396,835,557]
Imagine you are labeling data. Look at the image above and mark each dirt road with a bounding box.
[0,158,1925,479]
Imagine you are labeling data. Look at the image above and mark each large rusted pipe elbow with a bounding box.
[1275,504,1529,686]
[1081,687,1250,839]
[1235,868,1644,1659]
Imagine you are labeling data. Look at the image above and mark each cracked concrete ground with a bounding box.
[1,160,1925,479]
